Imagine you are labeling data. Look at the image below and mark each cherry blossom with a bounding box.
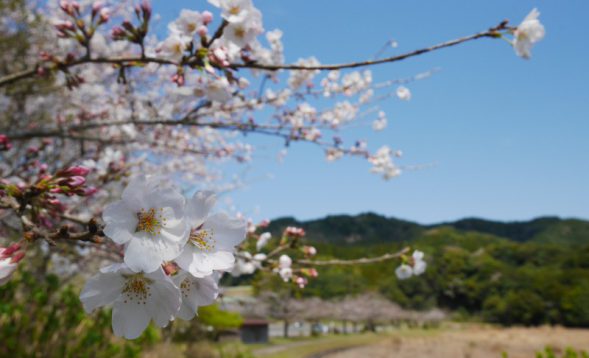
[256,232,271,251]
[372,111,387,131]
[80,264,181,339]
[102,176,189,273]
[172,270,219,320]
[175,191,246,278]
[396,86,412,101]
[513,8,545,59]
[395,264,413,280]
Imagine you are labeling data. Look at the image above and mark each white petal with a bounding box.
[145,278,181,327]
[413,260,427,276]
[112,299,151,339]
[145,187,185,222]
[124,238,164,273]
[80,272,125,313]
[121,175,158,211]
[175,246,234,277]
[204,213,246,251]
[102,201,137,244]
[186,191,216,228]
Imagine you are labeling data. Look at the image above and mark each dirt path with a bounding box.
[322,326,589,358]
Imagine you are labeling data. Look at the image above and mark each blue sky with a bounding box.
[155,1,589,224]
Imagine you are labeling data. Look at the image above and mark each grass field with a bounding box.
[142,325,589,358]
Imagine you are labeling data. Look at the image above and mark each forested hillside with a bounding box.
[256,214,589,327]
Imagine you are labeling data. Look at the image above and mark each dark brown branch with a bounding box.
[0,22,507,88]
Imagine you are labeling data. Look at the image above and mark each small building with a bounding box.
[240,319,269,344]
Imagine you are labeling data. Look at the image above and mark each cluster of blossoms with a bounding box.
[230,223,318,288]
[395,250,427,280]
[0,0,545,341]
[80,175,246,339]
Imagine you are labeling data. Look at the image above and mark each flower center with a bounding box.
[122,274,152,304]
[180,277,192,298]
[190,227,215,251]
[234,26,245,39]
[136,208,165,236]
[229,6,241,15]
[186,22,197,33]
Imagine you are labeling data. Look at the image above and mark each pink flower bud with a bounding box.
[64,176,86,187]
[98,8,110,25]
[122,20,134,32]
[202,11,213,25]
[1,243,21,257]
[197,25,208,38]
[303,246,317,256]
[91,1,104,17]
[78,187,98,196]
[141,0,152,20]
[60,165,90,177]
[10,251,25,264]
[111,26,126,39]
[0,134,11,151]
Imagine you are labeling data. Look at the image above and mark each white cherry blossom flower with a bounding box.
[412,250,427,276]
[223,7,263,49]
[395,263,413,280]
[513,8,545,59]
[372,111,387,131]
[158,33,189,61]
[205,77,233,103]
[396,86,412,101]
[208,0,253,23]
[80,264,181,339]
[231,252,266,276]
[172,270,218,320]
[170,10,203,37]
[369,146,401,180]
[175,191,247,278]
[102,176,189,273]
[256,232,271,251]
[277,254,293,282]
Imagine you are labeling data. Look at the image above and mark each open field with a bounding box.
[252,325,589,358]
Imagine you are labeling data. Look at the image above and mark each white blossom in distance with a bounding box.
[395,250,427,280]
[170,10,204,37]
[372,111,387,131]
[175,191,247,278]
[277,254,293,282]
[80,264,181,339]
[395,264,413,280]
[396,86,412,101]
[513,8,545,59]
[205,77,233,103]
[208,0,253,23]
[172,270,219,320]
[256,232,271,251]
[102,176,189,273]
[369,146,401,180]
[158,33,190,61]
[231,252,266,276]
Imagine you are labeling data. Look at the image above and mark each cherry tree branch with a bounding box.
[297,247,410,266]
[0,21,508,88]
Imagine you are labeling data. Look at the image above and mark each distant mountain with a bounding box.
[266,213,589,246]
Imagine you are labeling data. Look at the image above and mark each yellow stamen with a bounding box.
[190,228,216,251]
[136,208,165,236]
[122,274,152,304]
